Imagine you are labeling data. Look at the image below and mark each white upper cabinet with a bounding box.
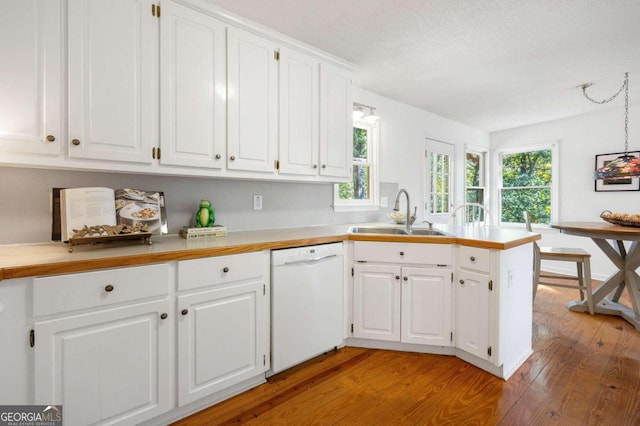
[320,63,353,179]
[160,0,226,168]
[67,0,156,163]
[278,47,320,176]
[0,0,63,156]
[1,0,355,180]
[227,27,278,174]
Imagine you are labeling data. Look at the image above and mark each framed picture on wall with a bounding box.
[595,151,640,191]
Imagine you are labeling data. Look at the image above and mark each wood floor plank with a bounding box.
[173,280,640,426]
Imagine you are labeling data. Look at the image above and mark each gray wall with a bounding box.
[0,166,398,244]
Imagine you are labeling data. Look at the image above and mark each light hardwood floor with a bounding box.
[173,282,640,425]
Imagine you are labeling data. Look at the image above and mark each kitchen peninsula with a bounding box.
[0,223,539,426]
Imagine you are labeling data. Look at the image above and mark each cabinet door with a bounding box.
[456,269,490,361]
[0,0,62,156]
[319,63,352,178]
[34,299,171,426]
[402,267,452,346]
[68,0,156,163]
[160,0,226,168]
[227,27,278,173]
[177,280,267,406]
[278,47,319,176]
[353,263,401,341]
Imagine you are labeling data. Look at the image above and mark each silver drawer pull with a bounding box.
[470,256,476,261]
[105,284,114,292]
[459,279,465,285]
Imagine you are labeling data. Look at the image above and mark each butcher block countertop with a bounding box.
[0,223,539,281]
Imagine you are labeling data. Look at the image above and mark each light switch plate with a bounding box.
[253,195,263,210]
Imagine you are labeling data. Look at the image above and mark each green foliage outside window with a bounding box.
[339,126,370,200]
[465,153,484,221]
[430,152,450,214]
[501,149,552,224]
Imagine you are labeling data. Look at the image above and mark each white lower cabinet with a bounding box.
[32,264,172,426]
[455,269,490,361]
[352,242,453,347]
[353,263,400,341]
[34,300,171,426]
[176,252,269,406]
[454,244,534,378]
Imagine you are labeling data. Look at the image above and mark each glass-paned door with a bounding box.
[425,139,454,221]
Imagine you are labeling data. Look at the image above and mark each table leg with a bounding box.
[566,238,640,330]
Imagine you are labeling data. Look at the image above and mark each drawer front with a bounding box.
[458,246,491,272]
[178,251,266,291]
[353,241,452,265]
[33,264,170,317]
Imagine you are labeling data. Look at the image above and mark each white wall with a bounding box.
[353,87,490,223]
[490,104,640,279]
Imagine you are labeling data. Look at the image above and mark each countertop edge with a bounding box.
[0,225,540,282]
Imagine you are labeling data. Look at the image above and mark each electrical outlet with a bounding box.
[380,196,388,207]
[508,268,514,287]
[253,195,263,211]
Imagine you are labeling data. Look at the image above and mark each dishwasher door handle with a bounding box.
[283,254,339,265]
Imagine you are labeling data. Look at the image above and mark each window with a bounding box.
[429,152,450,214]
[333,118,379,211]
[425,139,454,218]
[498,143,558,226]
[464,149,487,222]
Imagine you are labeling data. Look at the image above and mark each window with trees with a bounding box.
[465,150,486,222]
[498,145,557,225]
[425,140,454,218]
[428,152,451,214]
[334,119,378,210]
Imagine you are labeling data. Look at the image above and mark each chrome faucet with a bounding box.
[422,219,434,231]
[393,189,416,233]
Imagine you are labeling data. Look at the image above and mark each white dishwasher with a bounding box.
[270,242,344,374]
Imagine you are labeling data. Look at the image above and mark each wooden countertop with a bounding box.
[0,223,539,282]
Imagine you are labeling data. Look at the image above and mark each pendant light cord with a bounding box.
[580,72,629,153]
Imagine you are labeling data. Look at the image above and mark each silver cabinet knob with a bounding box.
[215,154,221,160]
[229,155,236,161]
[46,135,56,142]
[71,139,80,146]
[459,279,465,285]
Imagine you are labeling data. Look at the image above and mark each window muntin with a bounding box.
[499,148,553,225]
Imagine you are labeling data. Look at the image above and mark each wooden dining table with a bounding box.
[550,222,640,330]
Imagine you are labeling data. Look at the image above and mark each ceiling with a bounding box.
[204,0,640,132]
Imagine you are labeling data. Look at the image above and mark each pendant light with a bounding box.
[582,73,640,180]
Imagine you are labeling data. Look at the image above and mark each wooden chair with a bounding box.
[449,203,491,226]
[524,212,594,315]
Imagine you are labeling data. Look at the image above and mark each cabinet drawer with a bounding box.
[353,241,452,265]
[458,246,491,272]
[178,251,266,291]
[33,264,170,317]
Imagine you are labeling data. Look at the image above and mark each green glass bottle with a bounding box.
[195,199,215,227]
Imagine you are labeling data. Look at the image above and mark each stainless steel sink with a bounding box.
[349,226,408,235]
[349,226,448,236]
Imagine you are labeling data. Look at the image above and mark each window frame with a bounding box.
[496,141,559,228]
[333,118,379,212]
